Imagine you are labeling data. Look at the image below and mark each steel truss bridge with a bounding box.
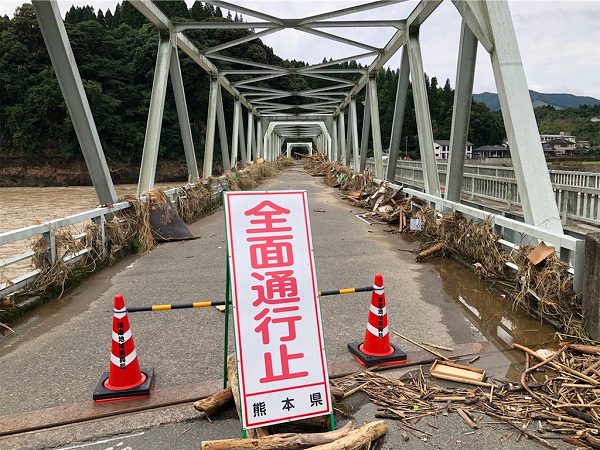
[16,0,584,292]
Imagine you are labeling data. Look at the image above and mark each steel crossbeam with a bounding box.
[36,0,565,237]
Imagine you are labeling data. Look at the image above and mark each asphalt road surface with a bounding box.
[0,164,553,449]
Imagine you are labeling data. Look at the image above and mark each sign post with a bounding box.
[223,190,333,431]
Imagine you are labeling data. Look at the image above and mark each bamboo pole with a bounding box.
[391,330,449,361]
[513,343,599,385]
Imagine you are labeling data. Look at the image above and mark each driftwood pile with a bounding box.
[304,153,587,342]
[304,153,414,231]
[197,353,388,449]
[330,342,600,449]
[195,343,600,448]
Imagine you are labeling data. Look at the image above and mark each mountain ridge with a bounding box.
[473,90,600,111]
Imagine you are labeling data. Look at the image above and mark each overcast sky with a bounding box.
[2,1,599,98]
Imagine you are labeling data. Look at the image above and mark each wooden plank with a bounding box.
[430,360,485,381]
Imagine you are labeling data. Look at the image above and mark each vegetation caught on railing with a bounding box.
[304,153,587,342]
[0,158,293,327]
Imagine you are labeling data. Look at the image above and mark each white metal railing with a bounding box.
[0,181,222,300]
[378,160,600,226]
[393,160,600,189]
[373,178,585,294]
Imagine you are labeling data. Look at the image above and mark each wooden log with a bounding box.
[227,353,269,439]
[456,408,478,429]
[530,412,587,425]
[582,359,600,376]
[201,422,353,450]
[342,381,370,399]
[310,421,388,450]
[193,387,234,417]
[416,242,445,262]
[432,396,466,402]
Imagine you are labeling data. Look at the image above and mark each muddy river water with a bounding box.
[0,184,173,280]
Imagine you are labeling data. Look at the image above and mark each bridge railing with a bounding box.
[372,178,585,294]
[374,160,600,226]
[0,183,221,300]
[392,160,600,188]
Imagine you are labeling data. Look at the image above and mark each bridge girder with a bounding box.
[34,0,562,235]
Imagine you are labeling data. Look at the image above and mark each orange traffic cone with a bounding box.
[348,274,407,366]
[93,294,155,402]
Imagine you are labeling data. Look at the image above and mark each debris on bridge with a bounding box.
[199,421,389,450]
[331,341,600,448]
[194,341,600,448]
[303,154,588,342]
[197,353,388,449]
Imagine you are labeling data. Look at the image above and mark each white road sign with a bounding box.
[224,190,331,429]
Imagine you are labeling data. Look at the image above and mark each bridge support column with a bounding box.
[345,109,352,167]
[170,47,199,183]
[331,117,339,162]
[338,111,346,164]
[230,99,240,167]
[407,33,440,197]
[246,111,255,163]
[359,85,371,172]
[349,98,360,172]
[446,21,477,202]
[216,86,230,172]
[368,76,384,180]
[203,77,219,177]
[256,119,263,159]
[238,105,247,168]
[387,46,410,182]
[138,33,172,194]
[31,0,117,205]
[485,0,562,233]
[584,233,600,340]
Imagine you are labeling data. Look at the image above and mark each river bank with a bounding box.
[0,159,205,187]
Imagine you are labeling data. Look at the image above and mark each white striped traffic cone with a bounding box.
[93,294,155,402]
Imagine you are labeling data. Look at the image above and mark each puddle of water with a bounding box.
[432,258,555,349]
[430,256,557,382]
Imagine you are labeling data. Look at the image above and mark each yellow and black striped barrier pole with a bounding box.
[126,286,374,313]
[126,300,226,313]
[319,286,374,296]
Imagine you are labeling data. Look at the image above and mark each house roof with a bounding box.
[474,145,506,151]
[434,140,473,146]
[542,138,575,147]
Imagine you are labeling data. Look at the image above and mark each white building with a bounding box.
[433,140,473,160]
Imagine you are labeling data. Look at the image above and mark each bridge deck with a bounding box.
[0,166,551,447]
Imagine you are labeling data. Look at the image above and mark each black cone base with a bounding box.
[348,341,407,367]
[93,368,155,402]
